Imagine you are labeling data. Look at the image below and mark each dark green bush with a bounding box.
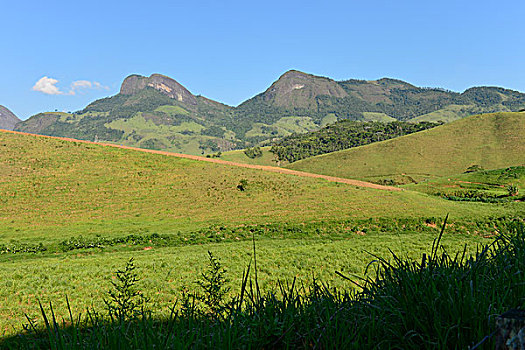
[244,146,263,159]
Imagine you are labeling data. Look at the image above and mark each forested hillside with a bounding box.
[270,120,442,163]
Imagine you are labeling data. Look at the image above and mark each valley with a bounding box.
[1,72,524,349]
[0,124,523,343]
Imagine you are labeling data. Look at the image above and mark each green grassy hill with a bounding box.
[0,129,523,334]
[219,146,280,166]
[287,112,525,184]
[3,129,520,243]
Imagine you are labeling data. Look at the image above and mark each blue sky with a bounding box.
[1,0,524,119]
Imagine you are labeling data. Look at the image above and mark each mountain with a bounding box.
[15,70,525,154]
[337,79,525,122]
[227,72,525,146]
[255,70,348,109]
[287,112,525,184]
[0,105,20,130]
[16,74,237,154]
[120,73,197,105]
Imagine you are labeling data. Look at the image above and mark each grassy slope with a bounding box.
[0,132,522,241]
[2,129,523,243]
[408,103,514,123]
[0,130,523,335]
[219,146,281,166]
[287,112,525,182]
[408,104,473,123]
[406,166,525,197]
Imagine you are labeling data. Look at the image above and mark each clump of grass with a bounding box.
[345,217,525,348]
[2,219,524,349]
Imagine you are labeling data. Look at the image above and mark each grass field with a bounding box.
[244,116,319,140]
[219,146,280,166]
[0,229,494,335]
[287,112,525,183]
[408,103,515,123]
[4,130,523,243]
[405,166,525,205]
[0,129,524,338]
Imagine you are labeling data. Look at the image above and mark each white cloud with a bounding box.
[69,80,109,95]
[93,81,108,90]
[32,77,109,96]
[71,80,92,89]
[32,76,64,95]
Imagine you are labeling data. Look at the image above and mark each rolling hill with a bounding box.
[1,127,522,243]
[0,128,523,335]
[0,105,20,130]
[287,112,525,184]
[15,71,525,154]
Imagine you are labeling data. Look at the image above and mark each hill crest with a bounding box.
[0,105,21,130]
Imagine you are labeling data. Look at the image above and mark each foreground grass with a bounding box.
[0,224,496,336]
[1,221,523,349]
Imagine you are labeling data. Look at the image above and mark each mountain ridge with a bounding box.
[256,70,348,109]
[14,70,525,155]
[120,73,198,105]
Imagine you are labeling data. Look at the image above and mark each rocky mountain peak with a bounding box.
[261,70,348,109]
[0,105,21,130]
[120,74,197,105]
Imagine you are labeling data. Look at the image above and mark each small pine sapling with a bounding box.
[104,257,149,320]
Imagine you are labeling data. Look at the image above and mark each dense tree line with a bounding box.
[270,120,442,163]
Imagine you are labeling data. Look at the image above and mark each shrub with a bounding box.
[237,179,248,191]
[103,258,149,320]
[507,184,519,196]
[465,164,484,173]
[196,251,231,317]
[244,146,263,159]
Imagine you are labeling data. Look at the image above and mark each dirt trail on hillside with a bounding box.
[1,129,401,191]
